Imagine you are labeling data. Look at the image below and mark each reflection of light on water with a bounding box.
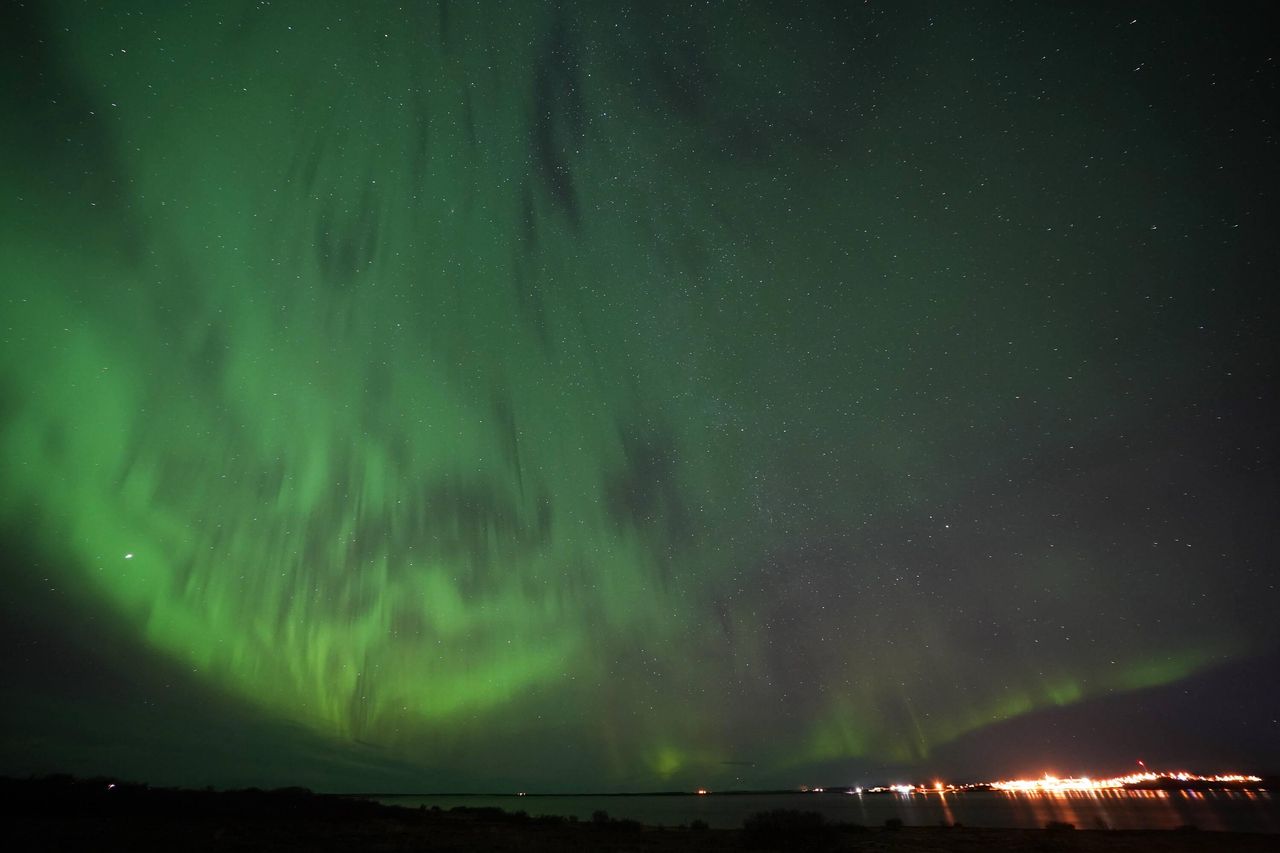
[935,789,956,826]
[843,769,1274,832]
[995,787,1276,831]
[1003,788,1088,829]
[1084,787,1114,830]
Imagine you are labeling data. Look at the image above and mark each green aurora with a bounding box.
[1,1,1276,790]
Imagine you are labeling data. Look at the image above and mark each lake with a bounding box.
[377,790,1280,833]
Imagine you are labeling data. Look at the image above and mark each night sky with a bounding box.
[1,0,1277,793]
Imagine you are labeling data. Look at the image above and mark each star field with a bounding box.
[0,0,1276,791]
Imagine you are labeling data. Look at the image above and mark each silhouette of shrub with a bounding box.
[448,805,506,820]
[532,813,565,826]
[1045,820,1075,831]
[884,817,903,830]
[689,818,709,831]
[586,809,642,834]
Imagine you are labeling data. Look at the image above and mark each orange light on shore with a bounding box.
[695,788,709,795]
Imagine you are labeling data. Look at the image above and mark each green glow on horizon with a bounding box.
[1,0,1271,788]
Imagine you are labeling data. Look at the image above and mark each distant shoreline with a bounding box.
[361,780,1274,798]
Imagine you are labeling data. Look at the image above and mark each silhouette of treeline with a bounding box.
[0,774,387,820]
[1,775,724,852]
[0,775,651,827]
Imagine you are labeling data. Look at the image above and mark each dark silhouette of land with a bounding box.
[4,775,1277,852]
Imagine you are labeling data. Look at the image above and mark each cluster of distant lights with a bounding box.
[845,770,1263,796]
[983,771,1262,794]
[691,769,1262,797]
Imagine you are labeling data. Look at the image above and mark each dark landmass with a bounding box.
[4,776,1277,852]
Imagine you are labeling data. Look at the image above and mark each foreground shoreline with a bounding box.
[5,777,1276,852]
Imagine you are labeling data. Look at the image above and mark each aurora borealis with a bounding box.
[1,1,1277,792]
